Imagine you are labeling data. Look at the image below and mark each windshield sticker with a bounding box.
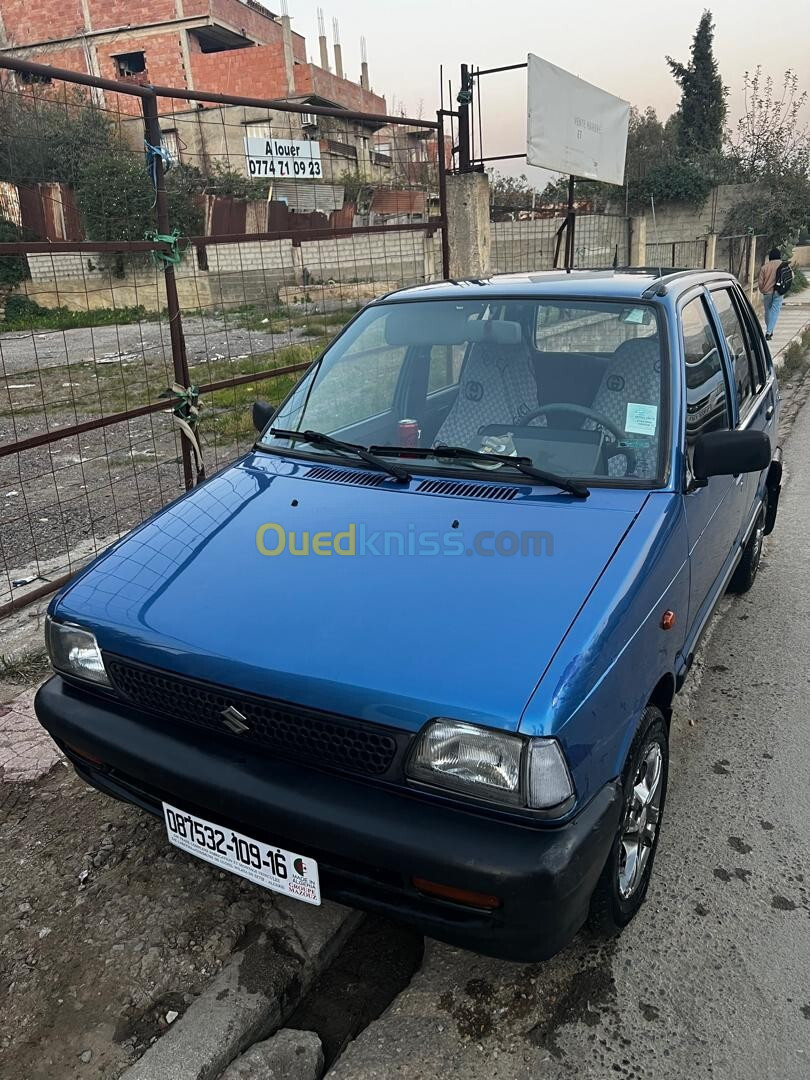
[624,307,647,324]
[625,402,658,436]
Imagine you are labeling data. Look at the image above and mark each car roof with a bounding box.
[374,268,740,304]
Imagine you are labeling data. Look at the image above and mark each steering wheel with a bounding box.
[481,402,637,475]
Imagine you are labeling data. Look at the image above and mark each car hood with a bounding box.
[56,453,649,734]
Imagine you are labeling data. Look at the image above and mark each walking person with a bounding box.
[758,247,793,341]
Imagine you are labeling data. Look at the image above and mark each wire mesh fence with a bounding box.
[0,59,446,615]
[490,212,629,274]
[645,239,708,271]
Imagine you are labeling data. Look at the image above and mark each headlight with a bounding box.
[45,616,110,687]
[407,719,573,811]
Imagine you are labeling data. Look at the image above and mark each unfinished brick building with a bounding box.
[0,0,386,115]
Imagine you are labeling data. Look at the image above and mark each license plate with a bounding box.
[162,803,321,906]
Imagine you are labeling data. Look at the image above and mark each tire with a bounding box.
[587,706,669,937]
[728,492,767,595]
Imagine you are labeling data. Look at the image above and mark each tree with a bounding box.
[488,172,542,213]
[666,10,727,156]
[726,67,810,180]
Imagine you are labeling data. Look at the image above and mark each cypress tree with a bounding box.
[666,10,727,156]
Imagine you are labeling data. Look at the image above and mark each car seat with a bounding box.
[434,321,541,448]
[586,337,661,478]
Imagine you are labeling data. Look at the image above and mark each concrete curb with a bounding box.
[121,899,362,1080]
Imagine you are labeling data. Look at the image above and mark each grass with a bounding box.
[0,650,52,684]
[199,339,327,441]
[220,302,360,336]
[788,267,808,296]
[780,326,810,379]
[1,300,154,333]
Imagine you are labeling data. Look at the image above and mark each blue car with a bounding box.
[35,270,781,960]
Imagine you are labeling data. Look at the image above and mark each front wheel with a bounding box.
[588,706,669,936]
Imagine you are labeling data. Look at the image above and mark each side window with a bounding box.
[711,288,759,416]
[732,285,770,382]
[427,344,466,394]
[682,296,730,462]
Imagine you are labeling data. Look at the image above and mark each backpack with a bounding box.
[774,262,794,296]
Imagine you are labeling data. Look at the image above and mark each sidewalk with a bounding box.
[765,288,810,364]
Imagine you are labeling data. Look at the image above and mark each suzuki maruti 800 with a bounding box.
[36,270,781,959]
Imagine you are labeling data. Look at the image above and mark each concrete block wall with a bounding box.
[22,229,439,313]
[637,183,759,243]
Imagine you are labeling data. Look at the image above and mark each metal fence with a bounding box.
[645,239,708,271]
[0,56,448,616]
[491,212,629,274]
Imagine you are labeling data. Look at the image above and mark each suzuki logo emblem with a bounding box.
[220,705,250,735]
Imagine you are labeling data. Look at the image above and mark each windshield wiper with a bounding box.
[369,443,589,498]
[268,428,412,484]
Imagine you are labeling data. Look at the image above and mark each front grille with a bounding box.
[104,656,400,778]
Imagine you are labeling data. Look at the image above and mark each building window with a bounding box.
[244,121,273,140]
[19,71,52,85]
[114,52,147,77]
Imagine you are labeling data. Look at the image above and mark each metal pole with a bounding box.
[564,175,576,272]
[142,92,194,491]
[457,64,471,173]
[437,111,451,279]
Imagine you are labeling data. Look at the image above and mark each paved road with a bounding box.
[330,392,810,1079]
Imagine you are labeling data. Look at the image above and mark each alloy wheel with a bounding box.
[618,743,664,899]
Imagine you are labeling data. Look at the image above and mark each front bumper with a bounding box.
[35,675,621,962]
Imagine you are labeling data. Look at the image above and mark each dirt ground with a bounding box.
[0,762,277,1080]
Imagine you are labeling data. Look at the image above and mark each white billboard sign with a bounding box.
[526,55,630,185]
[244,137,323,180]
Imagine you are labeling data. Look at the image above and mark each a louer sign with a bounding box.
[526,55,630,186]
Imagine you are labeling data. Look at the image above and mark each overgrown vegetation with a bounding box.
[1,294,151,331]
[779,326,810,379]
[0,650,51,684]
[0,89,203,260]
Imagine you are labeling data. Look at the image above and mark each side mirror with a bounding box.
[252,401,277,433]
[692,429,770,482]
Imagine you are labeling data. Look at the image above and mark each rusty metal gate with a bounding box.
[0,55,449,616]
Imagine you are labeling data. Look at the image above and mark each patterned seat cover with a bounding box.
[587,337,661,478]
[435,342,540,448]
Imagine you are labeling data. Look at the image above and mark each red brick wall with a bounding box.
[0,1,85,46]
[209,0,282,44]
[190,42,291,100]
[86,0,178,29]
[296,65,387,115]
[95,31,191,115]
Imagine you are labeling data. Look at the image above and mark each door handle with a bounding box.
[765,404,774,420]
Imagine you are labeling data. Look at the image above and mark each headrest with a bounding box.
[384,305,522,347]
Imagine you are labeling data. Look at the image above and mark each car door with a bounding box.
[706,282,775,545]
[680,292,738,628]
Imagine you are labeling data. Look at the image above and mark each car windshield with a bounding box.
[260,297,667,485]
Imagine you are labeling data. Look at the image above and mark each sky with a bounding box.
[280,0,810,183]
